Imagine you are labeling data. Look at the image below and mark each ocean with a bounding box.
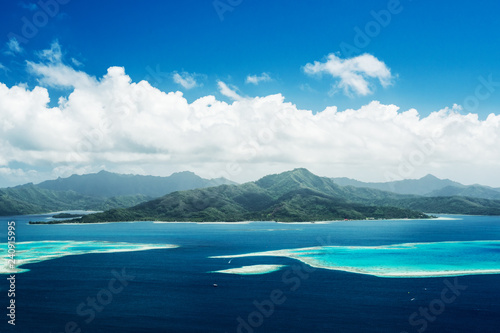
[1,214,499,332]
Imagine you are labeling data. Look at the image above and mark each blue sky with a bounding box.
[0,0,500,186]
[2,0,500,115]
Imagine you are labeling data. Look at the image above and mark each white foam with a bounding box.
[211,264,287,275]
[196,221,253,224]
[0,241,178,274]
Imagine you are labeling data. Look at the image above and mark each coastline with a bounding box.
[27,215,444,225]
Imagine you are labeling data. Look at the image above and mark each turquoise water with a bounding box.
[1,214,499,332]
[1,240,177,273]
[213,240,500,278]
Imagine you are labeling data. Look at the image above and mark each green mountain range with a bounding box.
[0,171,235,216]
[74,169,431,223]
[71,168,500,223]
[7,168,500,222]
[38,170,235,197]
[0,184,149,216]
[331,174,500,199]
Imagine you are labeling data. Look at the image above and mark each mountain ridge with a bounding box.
[69,168,500,223]
[37,170,236,198]
[0,170,236,216]
[331,174,500,199]
[72,168,431,223]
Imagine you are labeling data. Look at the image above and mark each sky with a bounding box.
[0,0,500,187]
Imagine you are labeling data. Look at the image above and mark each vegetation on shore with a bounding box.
[49,169,429,223]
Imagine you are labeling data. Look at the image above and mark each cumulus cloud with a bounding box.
[0,58,500,186]
[217,81,243,100]
[5,38,23,55]
[246,73,272,85]
[304,53,393,96]
[173,72,198,89]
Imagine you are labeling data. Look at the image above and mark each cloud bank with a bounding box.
[0,52,499,187]
[304,53,393,96]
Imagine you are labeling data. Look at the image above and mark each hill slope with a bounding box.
[426,185,500,200]
[332,174,500,200]
[77,169,429,223]
[0,184,151,216]
[0,171,236,216]
[331,174,463,196]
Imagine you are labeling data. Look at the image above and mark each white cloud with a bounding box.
[173,72,198,89]
[246,73,272,85]
[37,40,63,63]
[304,53,393,96]
[5,38,23,55]
[0,63,5,71]
[217,81,243,100]
[71,57,83,67]
[1,54,500,187]
[27,61,97,89]
[27,42,96,89]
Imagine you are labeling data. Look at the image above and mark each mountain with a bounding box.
[332,174,463,196]
[74,169,430,223]
[332,174,500,200]
[0,184,151,216]
[426,185,500,200]
[37,170,236,198]
[0,171,236,216]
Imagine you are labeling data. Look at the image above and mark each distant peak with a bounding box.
[421,174,440,180]
[290,168,313,175]
[171,171,197,176]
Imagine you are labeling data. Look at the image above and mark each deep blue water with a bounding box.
[1,214,500,332]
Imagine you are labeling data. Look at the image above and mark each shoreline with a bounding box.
[28,216,439,225]
[26,213,449,225]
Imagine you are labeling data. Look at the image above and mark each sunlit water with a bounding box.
[212,240,500,277]
[1,213,499,332]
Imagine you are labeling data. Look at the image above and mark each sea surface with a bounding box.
[1,214,500,332]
